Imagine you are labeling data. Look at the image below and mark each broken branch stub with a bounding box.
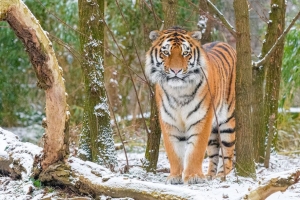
[0,0,69,170]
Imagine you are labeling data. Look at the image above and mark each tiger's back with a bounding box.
[145,27,236,184]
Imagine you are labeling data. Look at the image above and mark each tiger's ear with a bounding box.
[190,31,202,41]
[149,30,160,41]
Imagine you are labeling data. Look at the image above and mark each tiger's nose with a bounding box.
[170,68,182,75]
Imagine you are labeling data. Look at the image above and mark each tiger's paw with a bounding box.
[166,175,183,185]
[183,174,206,184]
[205,174,216,181]
[206,170,217,180]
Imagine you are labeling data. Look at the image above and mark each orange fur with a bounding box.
[146,27,236,184]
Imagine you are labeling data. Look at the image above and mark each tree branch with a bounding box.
[253,11,300,69]
[242,169,300,200]
[206,0,236,37]
[186,0,236,37]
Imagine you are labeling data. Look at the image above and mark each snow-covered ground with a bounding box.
[1,127,300,200]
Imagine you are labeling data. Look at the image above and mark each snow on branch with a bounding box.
[0,128,42,180]
[187,0,236,37]
[253,11,300,69]
[242,169,300,200]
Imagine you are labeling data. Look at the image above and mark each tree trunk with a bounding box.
[78,0,117,170]
[233,0,256,178]
[0,0,69,171]
[162,0,178,29]
[144,91,161,172]
[252,0,286,165]
[198,0,216,44]
[261,0,286,168]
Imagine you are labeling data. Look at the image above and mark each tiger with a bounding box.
[145,27,236,184]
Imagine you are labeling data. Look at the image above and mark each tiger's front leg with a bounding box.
[182,108,214,184]
[160,122,186,184]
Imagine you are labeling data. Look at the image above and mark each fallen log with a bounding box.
[242,169,300,200]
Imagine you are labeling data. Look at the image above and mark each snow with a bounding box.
[0,128,43,180]
[1,127,300,199]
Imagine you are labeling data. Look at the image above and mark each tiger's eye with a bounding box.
[183,51,189,55]
[182,51,189,56]
[163,50,169,55]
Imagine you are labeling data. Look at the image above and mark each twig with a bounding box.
[253,11,300,69]
[115,0,152,91]
[199,67,226,181]
[147,0,161,29]
[206,0,236,37]
[186,0,236,37]
[34,0,86,37]
[103,20,150,136]
[106,93,129,173]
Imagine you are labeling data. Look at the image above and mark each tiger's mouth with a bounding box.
[167,76,184,81]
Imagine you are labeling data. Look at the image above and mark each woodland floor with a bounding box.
[0,126,300,200]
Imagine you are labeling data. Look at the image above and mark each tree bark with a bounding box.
[162,0,178,29]
[0,0,69,171]
[261,0,286,168]
[233,0,256,178]
[78,0,117,170]
[144,92,161,172]
[252,0,286,165]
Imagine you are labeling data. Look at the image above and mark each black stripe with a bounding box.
[186,94,206,119]
[162,100,175,121]
[214,49,231,75]
[218,156,232,159]
[164,122,182,133]
[187,134,198,141]
[187,141,195,146]
[154,48,159,64]
[208,139,219,146]
[212,128,235,134]
[211,51,225,68]
[150,48,154,64]
[208,154,219,158]
[179,80,202,99]
[151,67,157,74]
[162,86,175,109]
[222,140,235,147]
[186,111,207,131]
[171,135,187,141]
[218,44,235,65]
[220,114,235,126]
[196,47,200,65]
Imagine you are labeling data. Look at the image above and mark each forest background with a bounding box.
[1,0,299,155]
[0,0,300,199]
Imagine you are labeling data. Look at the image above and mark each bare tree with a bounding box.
[0,0,69,170]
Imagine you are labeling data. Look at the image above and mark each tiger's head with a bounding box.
[145,27,205,88]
